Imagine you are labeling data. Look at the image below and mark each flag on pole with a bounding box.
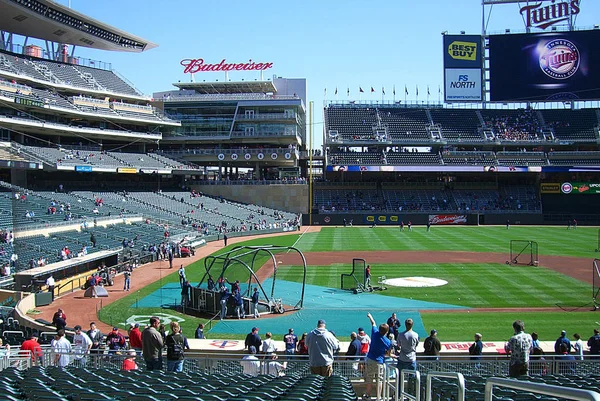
[371,87,375,93]
[347,87,350,96]
[382,87,385,95]
[393,85,396,96]
[427,86,430,96]
[416,85,419,96]
[359,87,364,93]
[324,87,327,96]
[438,85,442,94]
[335,87,338,95]
[405,85,408,95]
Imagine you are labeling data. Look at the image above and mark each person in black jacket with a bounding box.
[165,321,190,372]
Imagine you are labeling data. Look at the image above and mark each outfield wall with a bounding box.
[305,213,548,226]
[192,184,309,214]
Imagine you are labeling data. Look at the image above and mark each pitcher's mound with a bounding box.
[383,277,448,288]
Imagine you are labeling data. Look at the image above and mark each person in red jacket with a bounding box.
[128,323,143,354]
[20,333,43,365]
[122,350,138,371]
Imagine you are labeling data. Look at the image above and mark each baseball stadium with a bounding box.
[1,0,600,400]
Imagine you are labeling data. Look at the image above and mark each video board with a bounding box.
[489,30,600,102]
[443,35,483,102]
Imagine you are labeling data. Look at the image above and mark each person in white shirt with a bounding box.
[240,346,261,376]
[263,353,286,376]
[262,332,277,355]
[52,330,72,368]
[46,275,55,301]
[72,325,92,366]
[573,333,584,360]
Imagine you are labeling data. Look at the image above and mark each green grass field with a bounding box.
[99,225,600,341]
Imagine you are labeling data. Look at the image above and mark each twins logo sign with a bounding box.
[539,39,580,80]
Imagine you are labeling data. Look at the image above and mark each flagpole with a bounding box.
[404,85,407,104]
[438,85,441,103]
[393,85,396,103]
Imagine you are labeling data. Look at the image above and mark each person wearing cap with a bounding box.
[251,287,260,319]
[469,333,483,362]
[397,318,420,372]
[357,327,371,356]
[240,345,261,376]
[283,328,298,360]
[587,328,600,358]
[20,332,43,365]
[505,320,533,378]
[72,325,92,367]
[363,312,392,400]
[122,350,139,371]
[245,327,262,351]
[554,330,571,355]
[306,319,340,377]
[129,323,143,355]
[264,353,286,375]
[423,329,441,360]
[346,332,363,376]
[142,316,164,370]
[387,313,401,342]
[105,326,126,354]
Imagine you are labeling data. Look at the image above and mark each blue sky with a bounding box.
[51,0,600,110]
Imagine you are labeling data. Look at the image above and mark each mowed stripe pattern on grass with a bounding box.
[297,226,597,257]
[275,263,589,308]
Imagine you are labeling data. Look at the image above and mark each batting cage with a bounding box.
[341,258,367,293]
[508,240,539,266]
[189,245,306,317]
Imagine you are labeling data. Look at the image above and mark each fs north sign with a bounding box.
[520,0,580,30]
[180,58,274,74]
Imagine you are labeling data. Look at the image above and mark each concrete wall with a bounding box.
[193,184,309,214]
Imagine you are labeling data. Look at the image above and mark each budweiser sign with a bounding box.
[428,214,467,225]
[180,58,274,74]
[520,0,580,30]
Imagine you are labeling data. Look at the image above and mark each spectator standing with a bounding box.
[587,329,600,358]
[195,323,205,339]
[46,275,55,301]
[397,318,420,371]
[240,346,261,376]
[90,232,97,248]
[262,332,277,355]
[128,323,143,354]
[554,330,571,355]
[20,333,43,365]
[87,322,103,355]
[178,265,186,287]
[297,332,309,356]
[251,287,260,319]
[52,330,71,368]
[469,333,483,361]
[306,319,340,377]
[504,320,533,378]
[423,329,441,360]
[346,332,362,376]
[142,316,164,370]
[363,313,392,400]
[357,327,371,356]
[165,321,190,372]
[105,327,126,354]
[572,333,584,360]
[245,327,262,351]
[123,266,131,291]
[52,308,67,331]
[72,325,92,367]
[283,328,298,359]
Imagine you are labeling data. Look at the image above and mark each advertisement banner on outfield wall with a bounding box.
[445,69,482,101]
[429,214,467,225]
[559,182,600,194]
[364,215,400,225]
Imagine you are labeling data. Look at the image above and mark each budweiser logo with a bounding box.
[180,58,274,74]
[429,215,467,225]
[520,0,580,30]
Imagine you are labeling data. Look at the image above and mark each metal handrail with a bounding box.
[484,377,600,401]
[426,371,465,401]
[400,368,421,401]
